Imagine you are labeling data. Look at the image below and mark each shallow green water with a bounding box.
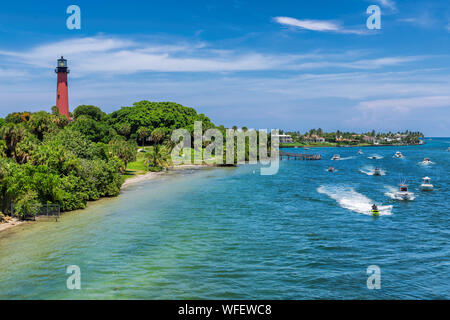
[0,139,449,299]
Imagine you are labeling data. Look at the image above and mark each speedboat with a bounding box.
[369,155,378,159]
[327,166,335,172]
[358,149,363,155]
[421,158,431,165]
[420,177,433,191]
[373,168,382,176]
[394,184,415,200]
[331,154,340,160]
[394,151,403,158]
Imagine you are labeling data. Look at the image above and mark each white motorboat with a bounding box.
[358,149,363,155]
[394,184,415,200]
[420,177,433,191]
[331,154,340,160]
[394,151,403,158]
[373,168,382,176]
[369,155,378,159]
[421,158,432,165]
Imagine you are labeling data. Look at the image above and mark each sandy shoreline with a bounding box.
[0,164,210,233]
[0,218,24,233]
[121,164,210,189]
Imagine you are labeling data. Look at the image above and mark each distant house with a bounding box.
[275,134,294,144]
[303,135,325,143]
[336,137,358,143]
[363,135,376,143]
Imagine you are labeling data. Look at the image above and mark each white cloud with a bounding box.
[274,16,339,32]
[397,18,418,23]
[357,96,450,112]
[375,0,396,11]
[0,36,295,74]
[0,36,425,76]
[274,16,366,35]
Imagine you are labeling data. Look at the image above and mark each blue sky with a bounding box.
[0,0,449,135]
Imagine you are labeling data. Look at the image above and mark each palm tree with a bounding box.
[137,127,150,150]
[144,145,171,170]
[0,124,28,160]
[150,128,165,145]
[144,128,170,170]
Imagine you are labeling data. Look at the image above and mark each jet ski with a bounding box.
[371,205,380,216]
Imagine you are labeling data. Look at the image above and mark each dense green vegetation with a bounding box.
[0,101,215,219]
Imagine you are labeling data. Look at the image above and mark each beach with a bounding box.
[0,217,24,232]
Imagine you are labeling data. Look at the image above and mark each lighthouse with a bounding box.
[55,56,70,119]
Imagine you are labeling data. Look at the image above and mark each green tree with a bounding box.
[144,145,171,171]
[27,111,58,140]
[108,100,214,138]
[69,115,111,143]
[108,136,136,172]
[14,190,41,219]
[137,127,150,149]
[150,127,165,144]
[0,123,28,160]
[73,105,106,121]
[118,123,131,138]
[51,106,60,115]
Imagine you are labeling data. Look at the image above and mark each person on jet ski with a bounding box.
[372,204,378,211]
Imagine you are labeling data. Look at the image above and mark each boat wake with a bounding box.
[367,154,383,159]
[317,185,392,216]
[384,185,416,201]
[359,166,386,176]
[331,156,355,161]
[418,161,434,166]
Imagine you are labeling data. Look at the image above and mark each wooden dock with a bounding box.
[280,151,321,160]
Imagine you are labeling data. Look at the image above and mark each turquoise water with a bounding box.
[0,139,449,299]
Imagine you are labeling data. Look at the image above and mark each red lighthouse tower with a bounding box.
[55,56,70,119]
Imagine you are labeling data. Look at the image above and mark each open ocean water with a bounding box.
[0,138,448,299]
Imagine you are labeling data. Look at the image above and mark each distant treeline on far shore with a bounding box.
[279,128,424,147]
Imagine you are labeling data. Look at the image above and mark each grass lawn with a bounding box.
[121,151,148,183]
